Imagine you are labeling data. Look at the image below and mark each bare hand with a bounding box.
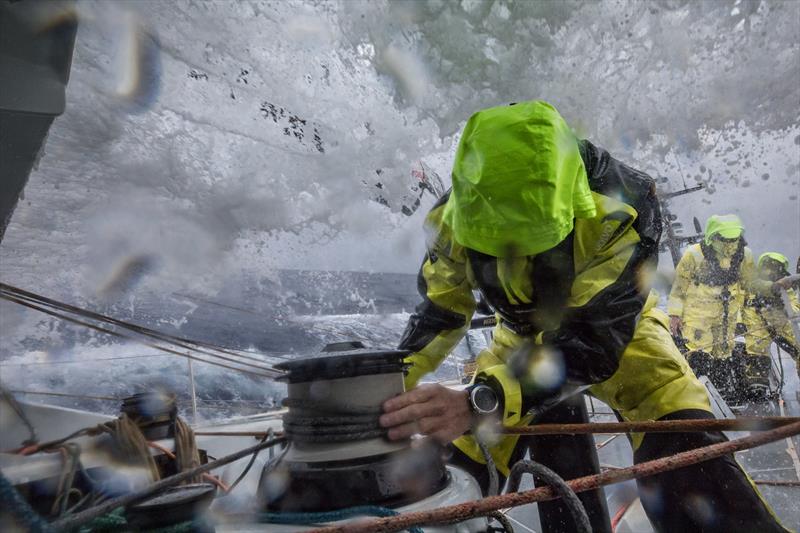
[772,277,793,292]
[380,384,471,444]
[669,315,683,337]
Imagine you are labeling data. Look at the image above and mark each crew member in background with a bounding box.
[667,215,771,395]
[741,252,800,392]
[379,101,788,532]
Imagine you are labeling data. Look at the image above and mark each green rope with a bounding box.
[259,505,425,533]
[77,507,199,532]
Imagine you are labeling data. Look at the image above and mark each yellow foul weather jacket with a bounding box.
[667,241,773,359]
[400,131,710,471]
[741,253,800,373]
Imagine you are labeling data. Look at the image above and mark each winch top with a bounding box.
[274,348,410,383]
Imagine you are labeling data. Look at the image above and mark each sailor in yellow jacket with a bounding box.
[667,214,768,359]
[379,101,788,532]
[741,252,800,388]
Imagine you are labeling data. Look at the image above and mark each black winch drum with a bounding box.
[260,347,448,512]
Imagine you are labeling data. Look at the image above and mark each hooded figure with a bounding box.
[741,252,800,389]
[667,214,767,360]
[380,101,788,533]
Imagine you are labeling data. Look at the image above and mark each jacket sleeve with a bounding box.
[667,250,696,318]
[398,204,476,389]
[740,249,775,296]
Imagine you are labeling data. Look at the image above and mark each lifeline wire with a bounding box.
[304,420,800,533]
[501,415,800,436]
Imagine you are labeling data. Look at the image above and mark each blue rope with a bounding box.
[259,505,425,533]
[0,471,56,533]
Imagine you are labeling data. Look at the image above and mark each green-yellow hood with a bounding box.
[758,252,789,270]
[442,100,595,257]
[704,214,744,244]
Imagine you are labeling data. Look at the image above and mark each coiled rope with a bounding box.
[281,398,385,443]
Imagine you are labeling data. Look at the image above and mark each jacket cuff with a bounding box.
[476,364,522,426]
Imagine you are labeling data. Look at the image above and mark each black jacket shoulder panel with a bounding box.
[579,140,662,251]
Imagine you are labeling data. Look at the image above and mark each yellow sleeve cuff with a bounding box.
[476,364,523,426]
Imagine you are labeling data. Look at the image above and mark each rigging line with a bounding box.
[0,283,284,366]
[0,290,279,374]
[0,283,284,364]
[0,295,278,379]
[9,390,120,401]
[0,354,172,367]
[671,149,688,189]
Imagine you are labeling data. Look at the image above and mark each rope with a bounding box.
[173,417,202,484]
[76,507,198,533]
[505,460,591,533]
[258,506,424,533]
[302,420,800,533]
[1,293,275,378]
[0,284,280,378]
[501,416,800,436]
[51,435,286,531]
[0,383,38,445]
[105,413,161,483]
[0,471,55,533]
[0,354,171,367]
[478,440,499,497]
[282,398,385,443]
[51,443,83,517]
[8,389,120,401]
[225,429,279,494]
[189,416,799,440]
[0,282,282,366]
[486,511,515,533]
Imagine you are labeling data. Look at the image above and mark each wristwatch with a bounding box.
[466,383,500,416]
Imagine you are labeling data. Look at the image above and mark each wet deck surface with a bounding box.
[503,357,800,532]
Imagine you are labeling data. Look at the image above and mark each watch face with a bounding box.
[472,385,498,414]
